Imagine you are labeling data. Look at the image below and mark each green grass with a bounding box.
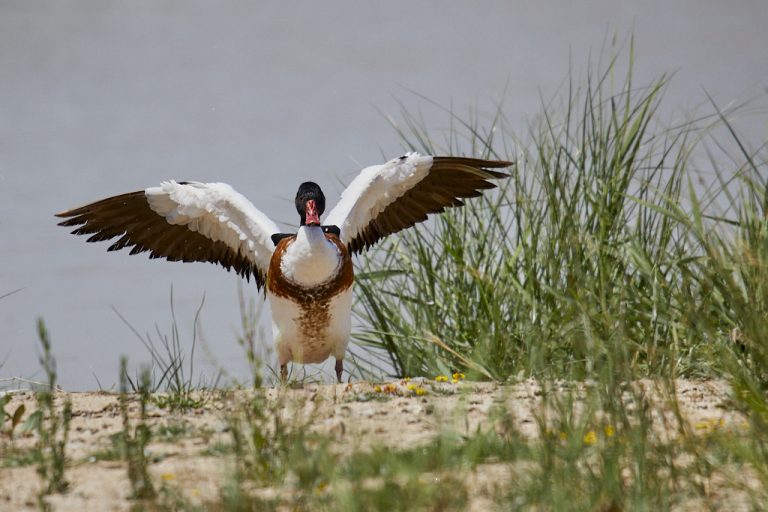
[114,289,216,410]
[119,357,157,500]
[353,52,767,388]
[346,44,768,509]
[354,61,697,381]
[30,319,73,510]
[0,393,25,439]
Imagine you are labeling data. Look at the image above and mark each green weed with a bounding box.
[0,393,34,469]
[0,394,26,439]
[235,281,270,388]
[114,289,213,411]
[31,319,72,509]
[119,357,156,501]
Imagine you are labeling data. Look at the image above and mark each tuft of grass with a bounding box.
[119,356,157,501]
[653,103,768,497]
[0,394,26,440]
[114,288,213,410]
[235,281,269,388]
[0,395,31,469]
[352,46,759,386]
[30,319,72,509]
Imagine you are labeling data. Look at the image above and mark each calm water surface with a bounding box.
[1,1,767,389]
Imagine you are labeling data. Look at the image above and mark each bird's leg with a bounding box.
[335,359,343,383]
[280,364,288,383]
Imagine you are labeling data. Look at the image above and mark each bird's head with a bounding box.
[295,182,325,226]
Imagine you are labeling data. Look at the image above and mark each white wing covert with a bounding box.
[325,153,511,254]
[56,181,280,288]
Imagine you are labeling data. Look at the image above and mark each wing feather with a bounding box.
[56,181,280,287]
[325,153,511,253]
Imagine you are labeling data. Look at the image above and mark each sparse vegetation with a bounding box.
[0,393,31,469]
[235,281,271,388]
[114,289,213,410]
[0,394,25,439]
[119,357,156,501]
[31,319,73,509]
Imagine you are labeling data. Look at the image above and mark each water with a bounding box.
[2,1,767,389]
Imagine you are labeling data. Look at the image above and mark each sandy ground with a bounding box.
[0,379,753,511]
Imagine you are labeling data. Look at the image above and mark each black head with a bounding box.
[295,181,325,226]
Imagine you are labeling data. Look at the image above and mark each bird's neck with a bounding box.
[279,226,341,286]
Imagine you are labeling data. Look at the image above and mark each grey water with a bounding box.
[1,1,767,390]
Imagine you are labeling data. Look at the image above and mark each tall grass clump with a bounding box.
[354,51,739,383]
[350,44,768,507]
[655,105,768,499]
[234,281,271,388]
[114,288,213,410]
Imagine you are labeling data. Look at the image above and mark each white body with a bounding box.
[268,287,353,366]
[268,225,353,366]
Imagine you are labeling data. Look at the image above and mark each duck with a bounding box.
[56,152,511,382]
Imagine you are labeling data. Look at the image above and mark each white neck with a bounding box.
[280,226,341,286]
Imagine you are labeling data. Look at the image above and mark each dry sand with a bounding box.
[0,379,752,510]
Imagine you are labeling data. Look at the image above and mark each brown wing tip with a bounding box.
[432,156,513,175]
[480,160,514,169]
[55,208,89,226]
[483,168,511,179]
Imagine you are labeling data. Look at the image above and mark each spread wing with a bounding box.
[324,153,511,253]
[56,181,280,288]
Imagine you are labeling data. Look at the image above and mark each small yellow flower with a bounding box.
[558,431,567,441]
[406,383,417,391]
[583,431,598,445]
[373,385,382,393]
[404,377,411,383]
[161,473,176,481]
[604,425,615,437]
[414,387,427,396]
[452,372,465,381]
[383,384,398,394]
[435,375,448,382]
[694,419,719,431]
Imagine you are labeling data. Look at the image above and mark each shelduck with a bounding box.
[56,153,511,382]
